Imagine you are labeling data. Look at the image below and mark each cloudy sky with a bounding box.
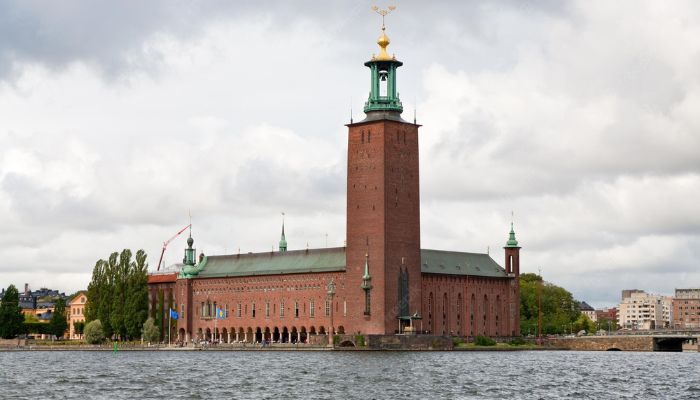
[1,0,698,307]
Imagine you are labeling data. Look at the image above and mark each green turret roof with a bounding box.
[279,220,287,252]
[362,254,371,280]
[505,223,520,247]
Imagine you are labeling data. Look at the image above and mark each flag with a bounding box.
[216,307,225,320]
[169,308,179,320]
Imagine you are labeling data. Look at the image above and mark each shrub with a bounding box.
[509,337,527,346]
[474,335,496,346]
[354,334,365,347]
[84,320,105,344]
[333,335,341,346]
[452,337,464,346]
[142,318,160,344]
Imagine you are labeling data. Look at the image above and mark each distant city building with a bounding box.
[595,307,618,322]
[6,283,67,311]
[618,290,672,330]
[621,289,645,300]
[578,301,596,322]
[672,288,700,329]
[68,292,87,340]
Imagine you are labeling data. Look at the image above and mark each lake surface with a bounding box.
[1,350,698,399]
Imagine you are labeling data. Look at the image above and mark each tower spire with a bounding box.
[506,219,519,248]
[279,212,287,252]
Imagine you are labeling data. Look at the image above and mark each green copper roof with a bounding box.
[362,254,371,280]
[279,221,287,252]
[189,247,508,279]
[505,223,519,247]
[420,249,508,278]
[195,247,346,278]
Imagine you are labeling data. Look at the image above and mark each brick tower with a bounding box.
[345,19,422,334]
[504,223,521,336]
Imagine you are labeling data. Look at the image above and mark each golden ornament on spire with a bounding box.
[371,5,396,61]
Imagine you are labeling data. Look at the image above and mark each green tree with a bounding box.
[155,290,165,341]
[573,314,595,334]
[86,249,150,341]
[125,250,149,339]
[74,321,85,336]
[142,317,160,344]
[84,319,105,344]
[0,285,25,339]
[519,273,581,335]
[110,250,132,340]
[596,315,618,332]
[49,298,69,339]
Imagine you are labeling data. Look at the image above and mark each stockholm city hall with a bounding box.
[148,14,521,345]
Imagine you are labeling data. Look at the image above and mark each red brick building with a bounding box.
[672,289,700,329]
[148,23,521,344]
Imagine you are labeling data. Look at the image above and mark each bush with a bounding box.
[333,335,341,346]
[84,320,105,344]
[452,337,464,346]
[142,318,160,344]
[354,334,365,347]
[474,335,496,346]
[509,337,527,346]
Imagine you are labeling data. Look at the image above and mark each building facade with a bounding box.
[672,288,700,329]
[68,292,87,340]
[618,290,672,330]
[148,22,521,343]
[578,301,596,322]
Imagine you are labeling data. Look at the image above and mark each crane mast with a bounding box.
[156,224,192,271]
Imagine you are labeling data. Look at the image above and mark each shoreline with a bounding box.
[0,344,569,352]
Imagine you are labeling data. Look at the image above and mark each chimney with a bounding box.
[24,283,29,294]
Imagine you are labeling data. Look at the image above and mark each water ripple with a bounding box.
[0,350,697,399]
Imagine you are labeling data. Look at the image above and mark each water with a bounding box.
[0,350,698,399]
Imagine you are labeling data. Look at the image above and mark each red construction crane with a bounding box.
[156,224,192,271]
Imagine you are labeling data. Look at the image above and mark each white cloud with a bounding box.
[0,1,698,307]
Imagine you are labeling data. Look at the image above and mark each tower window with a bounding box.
[368,132,371,143]
[361,131,364,143]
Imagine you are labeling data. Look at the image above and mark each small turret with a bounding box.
[180,231,204,278]
[279,218,288,252]
[506,222,519,247]
[504,222,521,276]
[361,253,372,315]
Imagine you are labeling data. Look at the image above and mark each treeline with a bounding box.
[85,249,149,340]
[520,273,597,335]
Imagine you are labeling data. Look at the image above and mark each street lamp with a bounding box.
[327,279,336,346]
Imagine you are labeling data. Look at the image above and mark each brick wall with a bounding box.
[345,118,422,334]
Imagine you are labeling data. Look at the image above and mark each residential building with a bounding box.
[618,290,672,330]
[672,288,700,329]
[68,292,88,340]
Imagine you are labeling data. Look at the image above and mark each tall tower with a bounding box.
[504,223,521,336]
[345,12,422,334]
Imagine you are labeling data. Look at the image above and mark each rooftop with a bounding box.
[177,247,509,279]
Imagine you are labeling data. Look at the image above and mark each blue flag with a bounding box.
[216,307,225,320]
[169,308,179,320]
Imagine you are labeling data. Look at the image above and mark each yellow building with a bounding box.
[68,292,87,340]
